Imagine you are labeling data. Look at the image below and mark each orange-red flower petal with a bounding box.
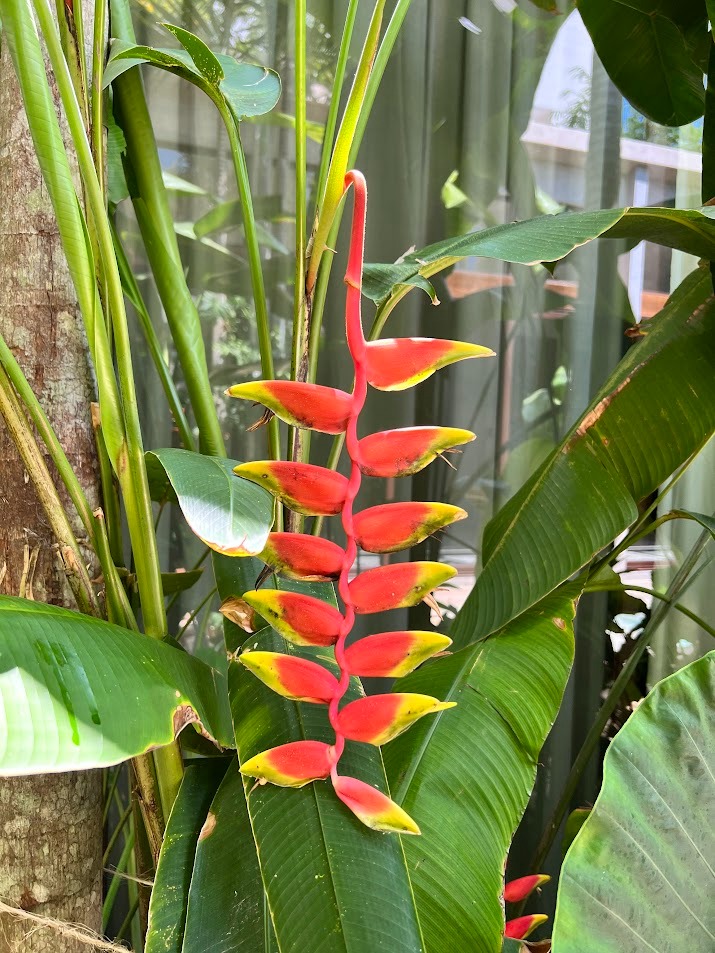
[365,338,494,391]
[503,874,550,903]
[357,426,475,478]
[240,740,332,787]
[504,915,548,941]
[344,631,452,678]
[332,775,420,834]
[336,693,455,745]
[234,461,348,516]
[241,589,343,646]
[226,380,353,434]
[349,561,457,614]
[239,651,339,704]
[353,501,467,554]
[259,533,345,581]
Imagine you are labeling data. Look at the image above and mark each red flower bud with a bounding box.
[365,338,494,391]
[344,630,452,678]
[240,740,332,787]
[239,651,339,704]
[259,533,345,581]
[336,693,455,745]
[503,874,550,903]
[241,589,343,646]
[353,501,467,554]
[332,776,420,834]
[349,562,457,614]
[226,380,353,434]
[504,915,548,941]
[234,461,348,516]
[358,426,475,478]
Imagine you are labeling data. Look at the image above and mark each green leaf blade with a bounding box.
[552,651,715,953]
[0,597,233,774]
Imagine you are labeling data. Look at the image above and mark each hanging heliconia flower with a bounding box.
[229,169,494,834]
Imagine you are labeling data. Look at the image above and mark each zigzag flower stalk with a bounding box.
[229,170,494,834]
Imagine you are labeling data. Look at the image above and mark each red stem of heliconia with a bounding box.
[329,171,368,784]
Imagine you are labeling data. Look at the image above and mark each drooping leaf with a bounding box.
[181,761,265,952]
[160,568,204,595]
[162,22,224,86]
[146,761,228,953]
[450,266,715,647]
[213,555,425,953]
[552,651,715,953]
[0,597,233,773]
[147,449,273,556]
[362,207,715,305]
[579,0,707,126]
[384,586,578,953]
[104,35,281,120]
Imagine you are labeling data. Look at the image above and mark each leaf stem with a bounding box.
[586,582,715,639]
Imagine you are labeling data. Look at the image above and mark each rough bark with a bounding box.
[0,29,103,953]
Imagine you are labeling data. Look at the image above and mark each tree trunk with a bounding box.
[0,26,103,953]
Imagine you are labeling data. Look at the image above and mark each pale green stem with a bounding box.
[102,826,135,929]
[91,0,107,196]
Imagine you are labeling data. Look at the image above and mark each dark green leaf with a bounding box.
[451,267,715,647]
[147,449,273,557]
[384,586,578,953]
[561,808,590,856]
[214,556,425,953]
[146,761,228,953]
[215,55,281,121]
[0,596,233,773]
[579,0,707,126]
[552,651,715,952]
[362,207,715,304]
[160,569,204,595]
[162,22,224,85]
[182,761,265,952]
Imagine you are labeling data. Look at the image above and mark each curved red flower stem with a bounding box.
[328,170,368,783]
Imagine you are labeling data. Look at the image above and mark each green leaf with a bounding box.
[561,808,590,856]
[147,449,273,557]
[146,761,228,953]
[193,195,284,238]
[161,170,211,196]
[182,760,265,952]
[0,596,233,773]
[672,509,715,539]
[160,569,204,595]
[450,267,715,647]
[362,207,715,304]
[579,0,707,126]
[104,36,281,120]
[384,586,578,953]
[214,556,425,953]
[552,651,715,952]
[162,22,224,86]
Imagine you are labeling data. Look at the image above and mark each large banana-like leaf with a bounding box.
[182,760,267,952]
[451,266,715,648]
[362,207,715,305]
[0,597,233,773]
[214,555,424,953]
[146,761,228,953]
[552,651,715,953]
[384,586,579,953]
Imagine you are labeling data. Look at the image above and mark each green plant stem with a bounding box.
[103,804,132,865]
[90,0,107,195]
[588,583,715,638]
[102,826,135,930]
[529,525,713,877]
[216,99,280,462]
[132,754,165,865]
[287,0,308,478]
[103,767,122,824]
[115,896,140,943]
[112,221,196,451]
[165,546,211,614]
[90,404,125,567]
[177,586,218,640]
[0,366,101,616]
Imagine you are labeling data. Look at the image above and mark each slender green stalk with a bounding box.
[102,826,135,930]
[529,526,713,877]
[312,0,360,222]
[587,582,715,639]
[115,896,140,943]
[112,221,196,451]
[0,366,100,616]
[103,767,122,824]
[287,0,309,479]
[91,0,108,195]
[216,99,280,461]
[177,586,218,640]
[90,404,125,566]
[103,804,132,865]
